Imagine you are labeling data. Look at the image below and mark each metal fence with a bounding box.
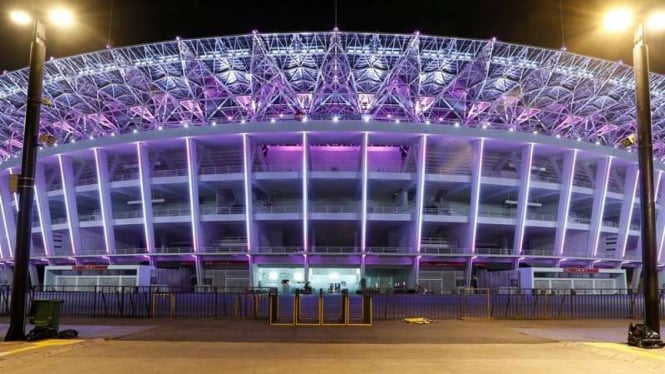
[0,286,663,320]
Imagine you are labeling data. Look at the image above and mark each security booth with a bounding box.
[44,265,152,292]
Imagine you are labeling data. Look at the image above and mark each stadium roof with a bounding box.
[1,31,664,159]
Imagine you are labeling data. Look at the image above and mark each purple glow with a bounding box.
[57,155,77,255]
[94,149,111,254]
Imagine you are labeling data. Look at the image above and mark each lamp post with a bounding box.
[4,8,74,342]
[605,8,664,347]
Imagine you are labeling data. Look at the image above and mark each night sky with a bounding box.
[1,0,664,73]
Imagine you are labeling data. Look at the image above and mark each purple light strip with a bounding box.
[361,132,368,253]
[516,144,534,255]
[136,142,152,254]
[415,135,428,254]
[470,139,485,254]
[185,138,200,252]
[592,157,612,257]
[93,148,111,254]
[57,155,77,255]
[302,132,309,252]
[620,169,638,259]
[242,134,252,252]
[557,150,577,256]
[657,171,665,261]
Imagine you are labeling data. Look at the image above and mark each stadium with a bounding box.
[0,31,664,294]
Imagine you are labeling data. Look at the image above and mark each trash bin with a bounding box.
[29,299,64,331]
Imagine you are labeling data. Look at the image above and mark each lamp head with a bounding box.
[603,8,634,32]
[9,10,32,25]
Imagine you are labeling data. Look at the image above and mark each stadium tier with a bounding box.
[0,32,664,293]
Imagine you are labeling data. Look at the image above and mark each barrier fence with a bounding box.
[0,286,663,320]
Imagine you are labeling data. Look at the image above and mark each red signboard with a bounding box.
[563,268,599,273]
[72,265,108,271]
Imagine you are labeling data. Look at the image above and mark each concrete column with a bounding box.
[136,142,155,254]
[58,155,82,256]
[242,134,255,253]
[34,165,54,256]
[464,257,473,288]
[0,174,16,259]
[93,149,116,254]
[513,144,534,255]
[194,256,203,288]
[554,150,577,256]
[186,138,202,253]
[587,157,612,257]
[361,132,369,254]
[414,135,428,254]
[617,166,639,258]
[302,132,309,252]
[465,139,485,253]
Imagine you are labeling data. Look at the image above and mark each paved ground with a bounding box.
[1,318,664,373]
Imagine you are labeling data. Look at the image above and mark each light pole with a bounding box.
[4,8,74,342]
[605,8,665,348]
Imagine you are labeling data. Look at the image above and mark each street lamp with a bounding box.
[604,7,665,348]
[4,7,74,342]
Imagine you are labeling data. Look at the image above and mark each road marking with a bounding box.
[585,342,665,361]
[0,339,83,358]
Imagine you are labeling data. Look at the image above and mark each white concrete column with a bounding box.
[94,149,116,254]
[34,165,54,256]
[554,150,577,256]
[136,142,155,254]
[617,166,639,258]
[513,144,534,255]
[0,174,16,259]
[587,157,612,257]
[414,135,428,254]
[361,132,369,254]
[242,134,255,253]
[58,155,82,256]
[186,138,202,253]
[465,139,485,253]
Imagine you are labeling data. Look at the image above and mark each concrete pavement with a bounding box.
[1,318,664,373]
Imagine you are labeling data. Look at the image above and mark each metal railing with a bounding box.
[201,206,245,215]
[199,165,243,174]
[152,168,188,177]
[1,286,662,320]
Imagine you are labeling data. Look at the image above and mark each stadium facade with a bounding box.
[0,31,664,293]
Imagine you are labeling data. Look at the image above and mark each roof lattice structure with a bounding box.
[1,31,664,159]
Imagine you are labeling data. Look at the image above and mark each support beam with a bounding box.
[360,132,369,254]
[587,157,612,257]
[464,257,473,288]
[554,150,577,256]
[93,149,116,255]
[302,132,309,252]
[0,175,16,259]
[617,166,639,258]
[513,144,534,255]
[58,155,81,256]
[465,139,484,253]
[136,142,155,254]
[34,165,53,256]
[242,134,255,253]
[414,135,428,253]
[186,138,202,254]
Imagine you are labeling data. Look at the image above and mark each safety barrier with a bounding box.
[0,286,663,321]
[269,290,372,326]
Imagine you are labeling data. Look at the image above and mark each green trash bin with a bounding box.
[29,299,64,332]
